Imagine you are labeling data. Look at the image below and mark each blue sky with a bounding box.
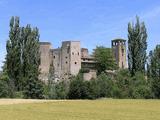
[1,0,160,69]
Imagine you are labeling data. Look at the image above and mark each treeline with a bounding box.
[0,16,160,99]
[46,70,151,99]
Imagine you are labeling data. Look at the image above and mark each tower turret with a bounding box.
[112,39,127,69]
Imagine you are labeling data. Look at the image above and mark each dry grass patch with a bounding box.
[0,99,160,120]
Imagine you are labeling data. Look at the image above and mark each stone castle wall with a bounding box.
[39,42,52,82]
[39,39,127,82]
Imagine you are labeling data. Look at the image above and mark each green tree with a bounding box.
[0,70,9,98]
[128,16,147,76]
[114,69,132,98]
[113,70,151,99]
[47,59,56,99]
[148,45,160,98]
[54,81,69,99]
[23,26,44,99]
[6,16,21,93]
[96,72,113,98]
[93,46,117,75]
[130,72,152,99]
[68,74,89,99]
[6,17,44,98]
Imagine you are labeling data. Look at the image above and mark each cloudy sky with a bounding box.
[0,0,160,70]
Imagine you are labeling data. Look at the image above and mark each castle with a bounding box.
[39,39,127,82]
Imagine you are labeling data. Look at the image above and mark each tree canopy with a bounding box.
[93,46,117,74]
[128,16,147,76]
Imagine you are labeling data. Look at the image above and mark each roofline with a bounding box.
[112,38,126,42]
[81,48,88,50]
[62,40,80,43]
[39,42,51,45]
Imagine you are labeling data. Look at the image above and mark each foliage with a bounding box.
[68,74,89,99]
[6,16,21,92]
[93,46,117,75]
[5,16,43,99]
[0,68,10,98]
[128,16,147,76]
[112,70,152,99]
[0,80,9,98]
[147,45,160,98]
[24,76,44,99]
[95,72,113,98]
[54,81,69,99]
[113,69,132,98]
[47,59,56,99]
[130,72,152,99]
[68,73,113,99]
[22,25,43,99]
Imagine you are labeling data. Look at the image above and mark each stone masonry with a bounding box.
[39,39,127,82]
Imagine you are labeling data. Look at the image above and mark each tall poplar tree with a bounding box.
[148,45,160,98]
[6,17,44,98]
[128,16,147,76]
[22,25,44,99]
[6,16,21,93]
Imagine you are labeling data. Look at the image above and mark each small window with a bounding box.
[122,49,124,56]
[72,52,74,55]
[75,62,77,64]
[78,52,79,56]
[67,46,70,53]
[57,64,59,66]
[66,61,68,64]
[122,62,124,68]
[53,56,55,59]
[66,56,68,59]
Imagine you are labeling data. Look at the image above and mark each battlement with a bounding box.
[112,39,126,46]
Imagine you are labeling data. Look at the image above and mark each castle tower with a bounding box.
[61,41,81,78]
[112,39,127,69]
[39,42,52,82]
[81,48,89,58]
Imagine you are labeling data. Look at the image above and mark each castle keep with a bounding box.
[39,39,127,82]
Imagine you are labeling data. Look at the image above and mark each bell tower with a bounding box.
[112,39,127,69]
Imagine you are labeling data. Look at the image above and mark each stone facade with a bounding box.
[112,39,127,69]
[83,69,97,81]
[39,42,52,83]
[54,41,81,81]
[39,39,127,82]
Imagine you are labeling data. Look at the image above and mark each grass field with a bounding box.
[0,99,160,120]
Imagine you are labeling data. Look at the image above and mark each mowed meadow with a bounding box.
[0,99,160,120]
